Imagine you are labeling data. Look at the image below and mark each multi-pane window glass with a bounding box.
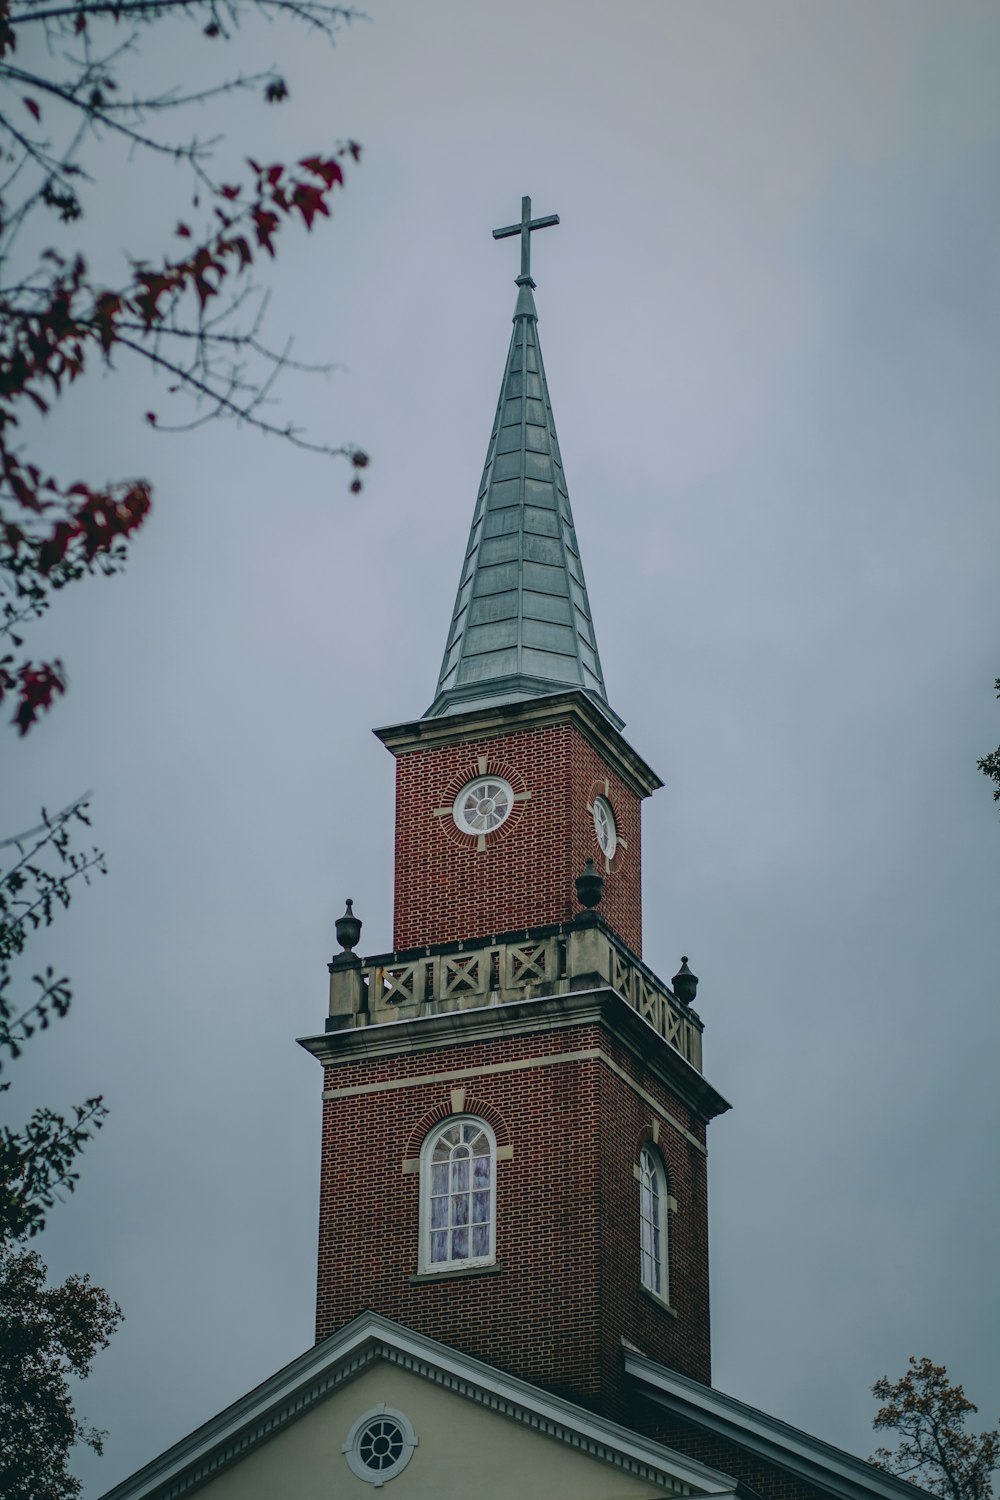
[639,1146,668,1300]
[342,1407,418,1486]
[423,1119,494,1269]
[453,777,513,835]
[593,794,617,859]
[358,1418,405,1474]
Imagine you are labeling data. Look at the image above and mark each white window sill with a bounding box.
[639,1285,678,1318]
[410,1262,503,1285]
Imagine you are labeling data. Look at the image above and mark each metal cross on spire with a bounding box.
[492,195,559,285]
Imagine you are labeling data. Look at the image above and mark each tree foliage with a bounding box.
[0,0,367,736]
[0,0,365,1488]
[0,802,120,1497]
[1,798,107,1242]
[977,680,1000,807]
[0,1244,122,1500]
[871,1357,1000,1500]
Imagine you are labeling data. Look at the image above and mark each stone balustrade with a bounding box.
[327,916,703,1073]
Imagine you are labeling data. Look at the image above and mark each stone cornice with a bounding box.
[373,689,663,800]
[298,986,731,1124]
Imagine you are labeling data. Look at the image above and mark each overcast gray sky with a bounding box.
[4,2,999,1494]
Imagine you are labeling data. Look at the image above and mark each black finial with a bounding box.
[671,956,698,1008]
[575,857,605,910]
[335,898,362,955]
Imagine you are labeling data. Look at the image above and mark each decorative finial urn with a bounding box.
[335,898,362,955]
[575,858,605,910]
[671,956,698,1008]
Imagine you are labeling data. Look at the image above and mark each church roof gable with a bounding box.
[99,1313,740,1500]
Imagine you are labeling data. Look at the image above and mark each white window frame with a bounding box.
[593,793,618,859]
[452,776,514,836]
[639,1144,669,1303]
[418,1115,497,1274]
[342,1404,418,1487]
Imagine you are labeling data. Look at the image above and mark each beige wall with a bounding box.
[195,1360,674,1500]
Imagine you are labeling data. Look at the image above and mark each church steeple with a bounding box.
[426,196,618,726]
[303,201,727,1425]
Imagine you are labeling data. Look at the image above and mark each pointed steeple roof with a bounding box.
[425,200,620,727]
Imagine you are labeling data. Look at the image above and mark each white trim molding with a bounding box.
[624,1349,935,1500]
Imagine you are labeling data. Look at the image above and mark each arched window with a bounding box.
[639,1145,669,1301]
[419,1117,496,1273]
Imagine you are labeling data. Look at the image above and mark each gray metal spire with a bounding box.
[425,197,620,726]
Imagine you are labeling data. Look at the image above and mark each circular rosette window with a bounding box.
[342,1405,418,1487]
[436,760,529,852]
[453,776,514,836]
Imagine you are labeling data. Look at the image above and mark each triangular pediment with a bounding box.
[100,1314,739,1500]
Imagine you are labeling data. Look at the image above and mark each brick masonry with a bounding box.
[315,1018,712,1418]
[390,719,644,955]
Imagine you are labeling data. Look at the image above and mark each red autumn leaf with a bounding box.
[145,411,157,425]
[176,222,191,238]
[251,208,280,255]
[122,482,152,527]
[300,156,343,189]
[291,183,329,229]
[12,661,67,734]
[37,522,73,573]
[24,97,41,121]
[74,9,86,31]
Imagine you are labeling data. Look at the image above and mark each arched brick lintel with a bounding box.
[404,1093,511,1159]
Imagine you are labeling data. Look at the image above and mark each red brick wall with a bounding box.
[315,1018,711,1414]
[390,721,644,955]
[595,1030,712,1415]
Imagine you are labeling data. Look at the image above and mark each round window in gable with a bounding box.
[342,1405,418,1487]
[453,776,513,836]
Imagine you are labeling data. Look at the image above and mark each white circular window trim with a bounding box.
[342,1404,418,1487]
[453,775,514,836]
[593,794,618,859]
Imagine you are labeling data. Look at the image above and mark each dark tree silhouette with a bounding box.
[977,680,1000,808]
[0,1244,122,1500]
[0,0,366,1486]
[872,1357,1000,1500]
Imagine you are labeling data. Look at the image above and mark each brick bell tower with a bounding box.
[300,197,729,1424]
